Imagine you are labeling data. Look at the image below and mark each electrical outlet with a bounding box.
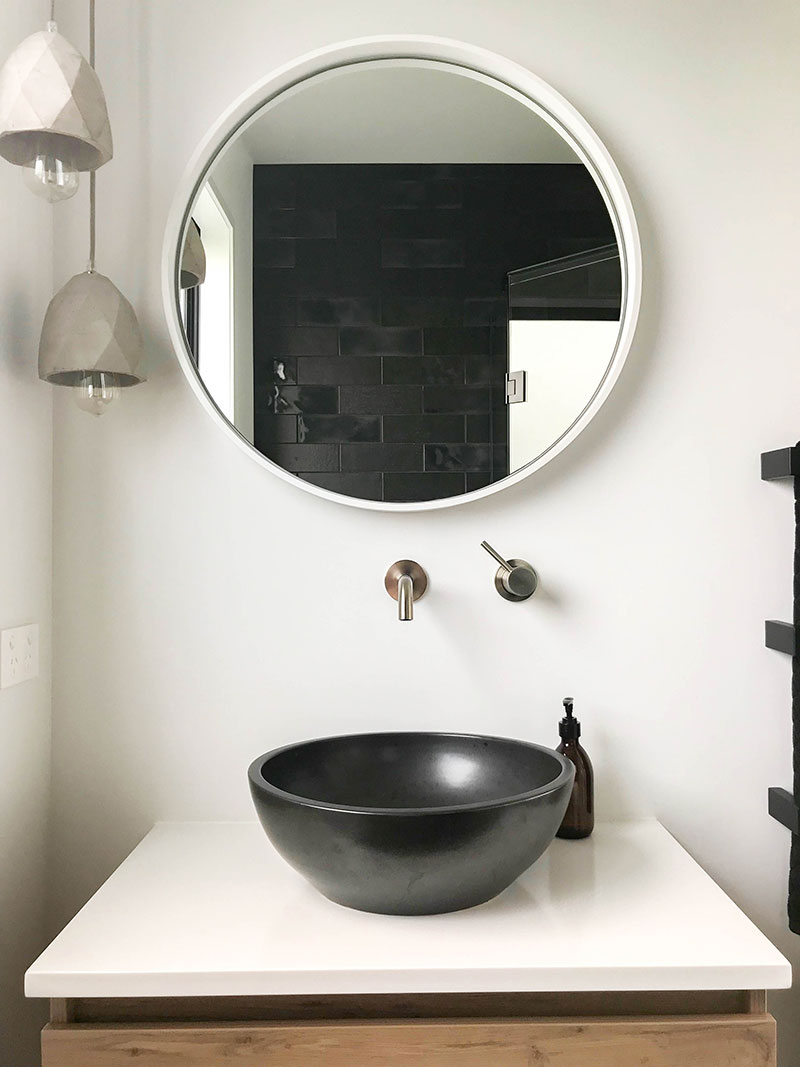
[0,625,39,689]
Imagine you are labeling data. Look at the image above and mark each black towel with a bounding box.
[790,451,800,934]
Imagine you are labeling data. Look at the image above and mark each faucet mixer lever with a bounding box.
[385,560,428,621]
[481,540,538,602]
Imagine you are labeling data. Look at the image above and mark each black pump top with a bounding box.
[559,696,581,740]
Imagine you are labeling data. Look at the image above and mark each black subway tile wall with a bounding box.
[253,163,614,502]
[300,415,380,443]
[296,356,381,386]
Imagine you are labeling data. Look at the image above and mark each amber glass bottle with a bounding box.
[556,697,594,839]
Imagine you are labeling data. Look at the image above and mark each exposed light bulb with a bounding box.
[73,372,120,416]
[23,151,80,202]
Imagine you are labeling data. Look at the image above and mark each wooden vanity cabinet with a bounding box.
[42,989,776,1067]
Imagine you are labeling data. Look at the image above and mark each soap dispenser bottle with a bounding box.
[556,697,594,839]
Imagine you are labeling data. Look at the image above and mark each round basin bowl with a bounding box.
[248,732,574,915]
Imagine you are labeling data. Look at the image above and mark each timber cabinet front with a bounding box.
[42,990,776,1067]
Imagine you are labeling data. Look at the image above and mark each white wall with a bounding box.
[192,187,235,422]
[49,1,800,1062]
[239,62,578,162]
[0,6,53,1064]
[205,136,255,439]
[509,320,620,470]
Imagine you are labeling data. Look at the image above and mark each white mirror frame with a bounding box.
[162,35,642,512]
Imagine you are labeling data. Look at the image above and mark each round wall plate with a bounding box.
[495,560,539,602]
[385,561,428,602]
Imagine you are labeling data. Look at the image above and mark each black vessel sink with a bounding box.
[248,732,574,915]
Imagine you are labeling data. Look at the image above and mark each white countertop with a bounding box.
[26,820,790,999]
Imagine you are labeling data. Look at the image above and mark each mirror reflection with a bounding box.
[179,62,622,503]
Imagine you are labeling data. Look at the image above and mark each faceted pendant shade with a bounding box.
[180,219,206,288]
[39,271,145,386]
[0,27,112,171]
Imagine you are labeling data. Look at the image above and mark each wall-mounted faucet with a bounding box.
[481,541,538,602]
[385,561,428,621]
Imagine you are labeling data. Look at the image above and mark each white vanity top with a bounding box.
[25,820,790,999]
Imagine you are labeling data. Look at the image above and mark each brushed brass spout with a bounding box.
[385,560,428,621]
[397,574,414,621]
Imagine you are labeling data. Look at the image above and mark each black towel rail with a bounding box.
[762,445,800,933]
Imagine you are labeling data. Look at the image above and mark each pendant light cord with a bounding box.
[88,0,96,271]
[50,0,55,22]
[89,172,96,272]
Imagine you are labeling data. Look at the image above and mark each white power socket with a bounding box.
[0,625,40,689]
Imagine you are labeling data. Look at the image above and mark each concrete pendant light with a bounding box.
[0,0,112,202]
[180,219,206,288]
[38,0,144,415]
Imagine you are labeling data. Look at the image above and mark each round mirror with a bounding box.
[165,39,641,510]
